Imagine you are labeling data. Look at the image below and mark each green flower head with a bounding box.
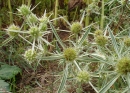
[77,71,90,83]
[95,35,108,46]
[7,24,20,37]
[17,4,31,16]
[124,37,130,47]
[29,26,41,39]
[117,57,130,75]
[70,22,82,34]
[94,30,103,37]
[27,13,38,24]
[63,47,77,62]
[24,49,37,63]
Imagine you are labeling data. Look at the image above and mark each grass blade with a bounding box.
[0,37,14,48]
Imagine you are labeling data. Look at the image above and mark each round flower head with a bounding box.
[29,26,41,39]
[70,22,82,34]
[27,13,38,24]
[77,71,90,83]
[124,37,130,47]
[94,30,103,37]
[63,47,77,62]
[24,49,37,63]
[17,4,31,16]
[117,57,130,75]
[95,35,108,46]
[39,22,47,32]
[6,24,20,37]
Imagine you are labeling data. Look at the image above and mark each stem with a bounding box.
[22,0,24,4]
[28,0,31,6]
[54,0,58,26]
[0,17,1,30]
[74,60,81,71]
[85,0,90,27]
[100,0,104,30]
[73,6,78,22]
[8,0,13,23]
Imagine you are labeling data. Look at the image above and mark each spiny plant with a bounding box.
[1,0,130,92]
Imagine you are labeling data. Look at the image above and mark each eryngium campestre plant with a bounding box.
[117,57,130,75]
[17,4,31,16]
[63,47,77,62]
[95,35,108,46]
[77,71,90,83]
[24,49,37,63]
[70,22,82,34]
[7,24,20,37]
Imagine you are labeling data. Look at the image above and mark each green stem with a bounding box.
[8,0,13,23]
[0,17,1,30]
[73,6,78,22]
[74,60,81,71]
[85,0,90,27]
[28,0,31,6]
[100,0,104,30]
[54,0,58,26]
[22,0,24,4]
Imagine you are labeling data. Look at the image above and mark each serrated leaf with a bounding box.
[0,65,21,80]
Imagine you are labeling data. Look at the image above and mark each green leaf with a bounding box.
[99,74,120,93]
[0,80,10,92]
[57,64,68,93]
[49,21,65,49]
[0,65,21,80]
[78,27,91,47]
[107,27,120,58]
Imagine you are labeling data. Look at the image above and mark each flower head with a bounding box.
[27,13,38,24]
[95,35,108,46]
[124,37,130,47]
[39,23,47,32]
[94,30,103,37]
[70,22,82,34]
[17,4,31,16]
[116,57,130,75]
[24,49,37,63]
[29,26,41,39]
[63,47,77,62]
[6,24,20,37]
[77,71,90,83]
